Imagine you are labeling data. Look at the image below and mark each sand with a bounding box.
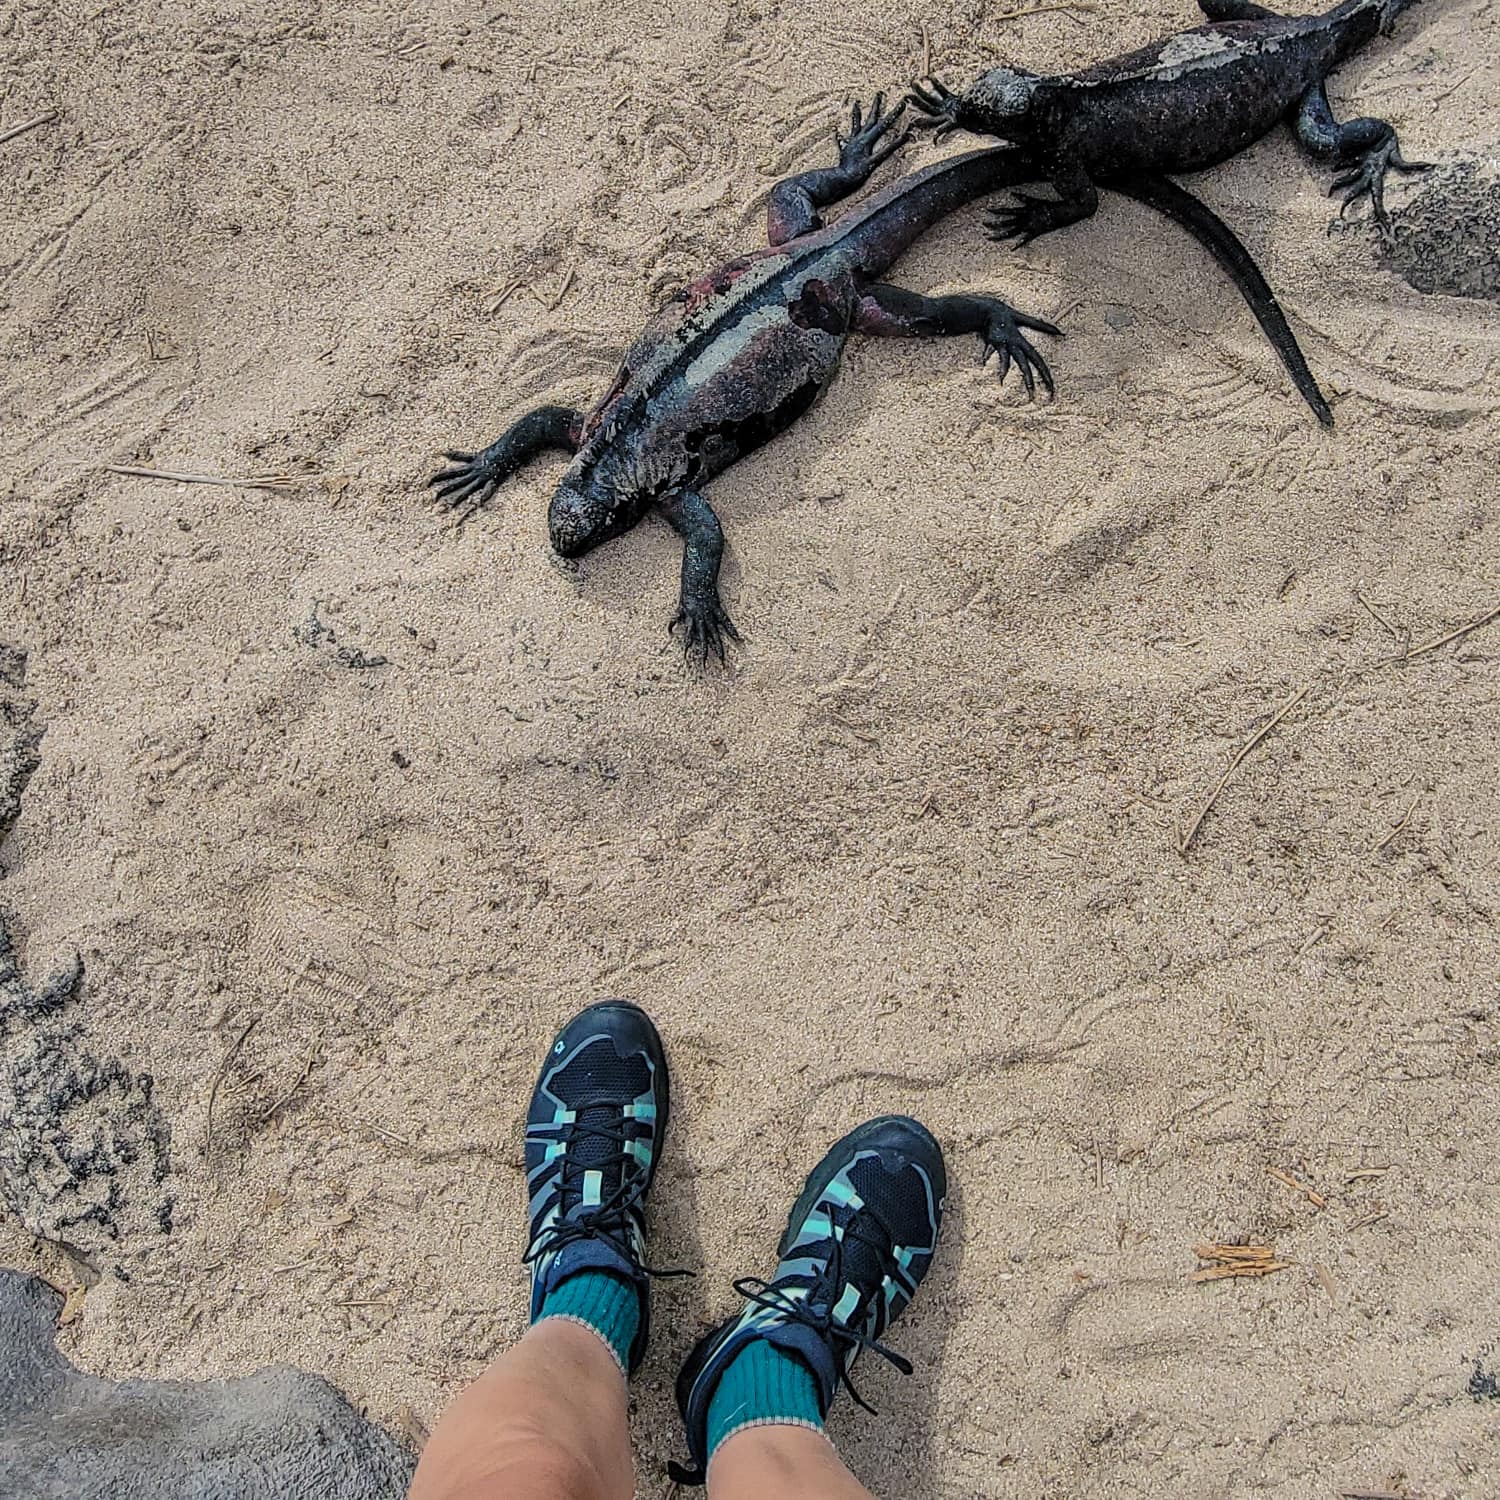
[3,0,1498,1494]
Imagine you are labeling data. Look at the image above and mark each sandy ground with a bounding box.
[3,0,1499,1495]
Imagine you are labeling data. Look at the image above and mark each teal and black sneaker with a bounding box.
[671,1115,947,1483]
[523,1000,671,1375]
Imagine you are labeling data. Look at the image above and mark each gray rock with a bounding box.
[0,918,173,1251]
[0,1270,416,1500]
[1382,151,1500,302]
[0,644,42,845]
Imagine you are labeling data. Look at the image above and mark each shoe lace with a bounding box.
[732,1206,914,1414]
[522,1112,690,1281]
[666,1206,915,1487]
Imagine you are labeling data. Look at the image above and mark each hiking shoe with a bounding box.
[672,1115,947,1481]
[523,1000,670,1374]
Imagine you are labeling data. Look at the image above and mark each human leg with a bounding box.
[411,1000,674,1500]
[409,1318,631,1500]
[672,1116,947,1494]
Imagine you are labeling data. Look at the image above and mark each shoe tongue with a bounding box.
[572,1103,622,1174]
[759,1319,840,1413]
[828,1225,886,1308]
[543,1223,639,1285]
[558,1104,627,1220]
[550,1039,650,1198]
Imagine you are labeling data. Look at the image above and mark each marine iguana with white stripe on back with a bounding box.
[430,97,1063,665]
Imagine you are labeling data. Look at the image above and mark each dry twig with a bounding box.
[105,465,313,491]
[203,1017,258,1154]
[1354,585,1404,644]
[0,111,58,146]
[1176,683,1312,854]
[1267,1166,1327,1209]
[1372,793,1421,855]
[1295,925,1329,959]
[1376,601,1499,667]
[549,262,577,311]
[993,2,1099,21]
[258,1039,323,1124]
[1191,1242,1291,1282]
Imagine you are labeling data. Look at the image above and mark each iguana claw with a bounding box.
[907,76,964,143]
[1331,137,1430,225]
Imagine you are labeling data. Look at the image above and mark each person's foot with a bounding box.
[524,1000,670,1375]
[672,1116,947,1483]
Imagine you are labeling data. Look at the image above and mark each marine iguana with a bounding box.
[910,0,1433,425]
[429,98,1059,665]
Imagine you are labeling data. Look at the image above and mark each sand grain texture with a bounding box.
[3,1,1499,1495]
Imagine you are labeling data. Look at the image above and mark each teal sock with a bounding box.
[535,1271,640,1375]
[706,1340,824,1461]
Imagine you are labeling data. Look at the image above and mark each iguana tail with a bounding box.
[1113,174,1334,427]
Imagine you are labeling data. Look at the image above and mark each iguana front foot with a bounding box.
[669,596,741,668]
[659,489,740,668]
[980,305,1061,400]
[1330,137,1430,225]
[835,92,909,178]
[428,404,582,510]
[907,76,965,143]
[984,193,1077,247]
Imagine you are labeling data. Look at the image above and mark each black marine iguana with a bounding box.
[910,0,1433,425]
[430,99,1058,664]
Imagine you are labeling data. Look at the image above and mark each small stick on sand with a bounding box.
[1191,1260,1292,1282]
[1191,1242,1291,1282]
[485,278,523,313]
[1267,1165,1327,1209]
[992,3,1100,23]
[1340,1490,1419,1499]
[1175,683,1312,855]
[920,23,931,78]
[1375,601,1500,667]
[257,1039,323,1125]
[104,465,312,491]
[1295,924,1329,959]
[1372,793,1421,856]
[1355,585,1408,654]
[203,1017,258,1154]
[1345,1166,1389,1183]
[0,111,58,147]
[548,262,577,311]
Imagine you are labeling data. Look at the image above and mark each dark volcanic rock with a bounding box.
[0,1270,415,1500]
[0,644,42,845]
[1383,151,1500,302]
[0,920,174,1251]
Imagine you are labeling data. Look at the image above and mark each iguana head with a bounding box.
[549,475,625,558]
[970,67,1040,138]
